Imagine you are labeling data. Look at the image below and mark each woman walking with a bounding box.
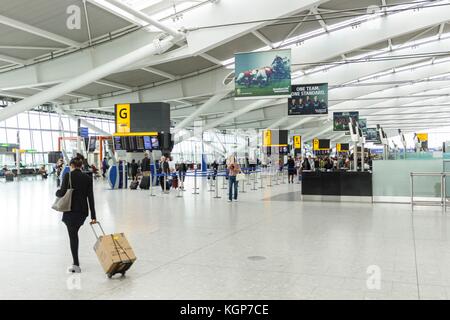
[227,156,241,202]
[56,157,97,273]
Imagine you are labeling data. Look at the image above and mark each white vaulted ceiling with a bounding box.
[0,0,449,141]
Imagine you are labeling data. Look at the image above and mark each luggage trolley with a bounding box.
[91,222,135,278]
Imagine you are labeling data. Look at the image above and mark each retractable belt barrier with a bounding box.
[141,167,289,198]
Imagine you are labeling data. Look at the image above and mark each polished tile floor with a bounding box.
[1,174,449,300]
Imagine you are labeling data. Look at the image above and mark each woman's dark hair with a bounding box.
[69,157,83,168]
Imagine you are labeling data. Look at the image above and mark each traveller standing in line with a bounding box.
[101,157,109,178]
[130,159,138,181]
[227,156,241,202]
[286,156,296,183]
[211,160,219,180]
[178,161,187,190]
[141,152,151,177]
[56,157,97,273]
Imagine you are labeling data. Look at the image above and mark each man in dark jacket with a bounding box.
[141,153,151,176]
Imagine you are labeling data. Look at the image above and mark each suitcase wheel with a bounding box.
[107,273,113,279]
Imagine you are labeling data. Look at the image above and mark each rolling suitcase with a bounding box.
[130,180,139,190]
[172,176,178,189]
[139,176,150,190]
[91,222,137,278]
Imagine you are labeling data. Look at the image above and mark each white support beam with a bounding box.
[0,54,26,66]
[0,45,63,51]
[0,35,180,122]
[104,0,184,38]
[252,31,274,49]
[174,87,232,133]
[199,53,223,66]
[94,79,133,91]
[141,67,178,80]
[60,108,111,136]
[266,116,289,129]
[310,7,328,32]
[438,22,446,39]
[0,14,81,47]
[29,87,92,100]
[285,117,313,130]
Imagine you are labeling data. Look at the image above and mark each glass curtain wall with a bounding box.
[0,108,114,167]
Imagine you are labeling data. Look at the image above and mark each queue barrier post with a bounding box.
[267,171,272,187]
[163,174,168,194]
[246,169,252,186]
[213,177,221,199]
[222,173,228,190]
[149,173,156,197]
[192,169,199,195]
[208,172,215,192]
[241,175,247,193]
[251,171,257,191]
[259,171,265,189]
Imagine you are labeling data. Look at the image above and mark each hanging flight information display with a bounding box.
[113,136,157,152]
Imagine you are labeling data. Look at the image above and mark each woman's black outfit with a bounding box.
[159,161,170,191]
[130,162,138,180]
[56,169,96,266]
[287,159,296,183]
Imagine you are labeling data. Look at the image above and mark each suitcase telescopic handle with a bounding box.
[90,221,106,239]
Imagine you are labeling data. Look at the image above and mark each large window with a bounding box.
[0,107,114,166]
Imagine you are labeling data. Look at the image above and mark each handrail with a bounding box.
[410,171,447,211]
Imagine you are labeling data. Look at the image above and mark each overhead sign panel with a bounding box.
[333,112,359,132]
[288,83,328,116]
[235,49,291,99]
[293,135,302,149]
[115,102,170,135]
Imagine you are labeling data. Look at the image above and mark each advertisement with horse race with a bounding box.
[234,49,291,99]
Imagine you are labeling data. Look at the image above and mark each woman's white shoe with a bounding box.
[68,265,82,273]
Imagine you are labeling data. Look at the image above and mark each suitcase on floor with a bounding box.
[172,177,178,189]
[139,176,150,190]
[5,174,13,182]
[91,222,137,279]
[130,180,139,190]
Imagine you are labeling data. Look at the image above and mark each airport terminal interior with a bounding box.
[2,0,450,300]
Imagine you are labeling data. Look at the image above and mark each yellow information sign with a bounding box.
[336,143,349,152]
[116,104,130,133]
[293,136,301,149]
[263,130,272,147]
[113,132,158,137]
[416,133,428,142]
[313,138,319,151]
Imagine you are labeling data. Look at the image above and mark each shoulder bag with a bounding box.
[52,172,73,212]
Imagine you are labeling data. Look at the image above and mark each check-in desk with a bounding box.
[301,171,372,203]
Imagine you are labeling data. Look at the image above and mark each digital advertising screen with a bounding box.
[333,112,359,132]
[234,49,291,99]
[288,83,328,116]
[365,128,381,143]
